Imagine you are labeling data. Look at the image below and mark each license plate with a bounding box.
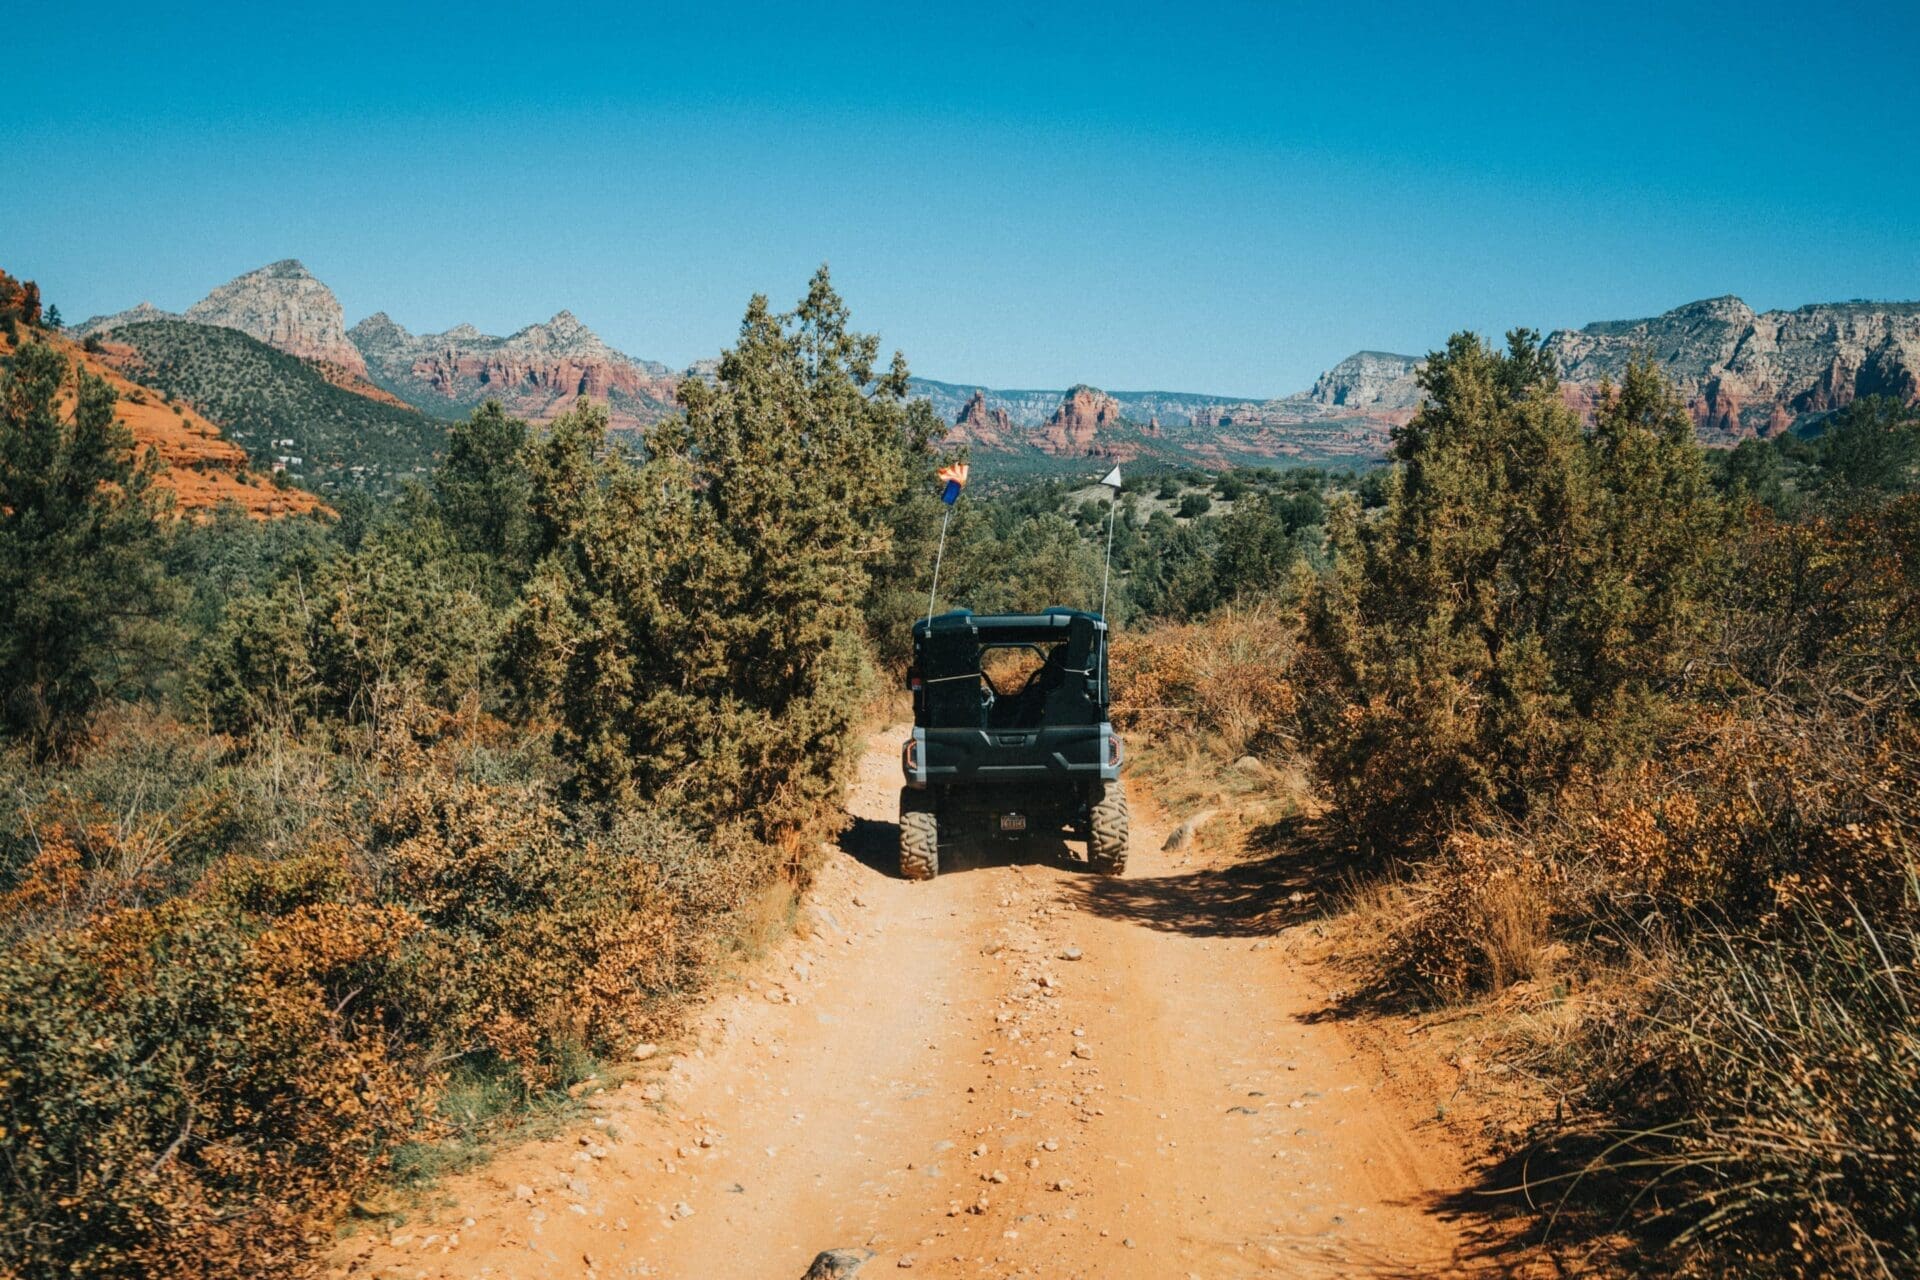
[998,813,1028,833]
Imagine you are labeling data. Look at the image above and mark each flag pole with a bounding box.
[927,505,954,625]
[1096,465,1123,619]
[1099,494,1117,618]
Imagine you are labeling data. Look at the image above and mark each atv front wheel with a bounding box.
[899,787,939,881]
[1088,781,1129,876]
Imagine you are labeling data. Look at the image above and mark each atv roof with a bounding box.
[912,607,1108,643]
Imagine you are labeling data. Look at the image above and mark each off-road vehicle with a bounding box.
[898,607,1128,880]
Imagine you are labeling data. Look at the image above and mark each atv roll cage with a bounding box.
[903,608,1120,789]
[896,606,1130,880]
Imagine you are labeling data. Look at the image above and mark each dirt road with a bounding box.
[335,728,1481,1279]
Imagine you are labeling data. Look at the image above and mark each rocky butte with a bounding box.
[1040,385,1126,454]
[183,259,369,377]
[949,389,1017,448]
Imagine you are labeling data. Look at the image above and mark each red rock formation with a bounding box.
[23,329,328,520]
[950,389,1017,448]
[1039,386,1124,454]
[1548,297,1920,442]
[352,311,679,433]
[1695,380,1745,438]
[0,270,42,327]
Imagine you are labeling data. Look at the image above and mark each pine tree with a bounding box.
[0,342,176,758]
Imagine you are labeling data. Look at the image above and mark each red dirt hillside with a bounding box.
[2,306,326,520]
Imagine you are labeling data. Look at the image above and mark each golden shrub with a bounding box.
[0,896,431,1278]
[371,775,684,1087]
[1113,605,1299,758]
[1386,830,1557,998]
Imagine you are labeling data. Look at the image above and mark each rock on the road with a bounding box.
[803,1247,876,1278]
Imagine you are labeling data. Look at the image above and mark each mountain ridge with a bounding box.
[348,308,679,431]
[71,259,1920,465]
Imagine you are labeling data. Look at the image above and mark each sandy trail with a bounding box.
[334,727,1480,1279]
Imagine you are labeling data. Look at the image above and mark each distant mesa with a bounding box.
[1307,351,1425,411]
[1545,295,1920,442]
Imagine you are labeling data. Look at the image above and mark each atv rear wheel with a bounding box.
[899,787,939,881]
[1088,781,1129,876]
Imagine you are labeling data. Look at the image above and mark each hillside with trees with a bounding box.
[101,320,452,493]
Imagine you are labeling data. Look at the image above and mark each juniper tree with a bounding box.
[518,270,935,835]
[1301,334,1725,848]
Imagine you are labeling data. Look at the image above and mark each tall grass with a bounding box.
[1552,877,1920,1277]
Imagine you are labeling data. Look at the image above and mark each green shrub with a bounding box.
[370,775,686,1084]
[198,541,495,735]
[1300,338,1724,852]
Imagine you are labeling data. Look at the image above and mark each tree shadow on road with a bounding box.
[1061,812,1361,938]
[1402,1137,1631,1278]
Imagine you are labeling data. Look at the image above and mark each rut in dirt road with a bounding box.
[333,728,1484,1279]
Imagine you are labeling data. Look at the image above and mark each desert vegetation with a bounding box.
[0,271,950,1276]
[1118,333,1920,1277]
[7,253,1916,1277]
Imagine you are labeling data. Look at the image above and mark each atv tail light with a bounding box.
[902,736,922,782]
[1108,734,1125,768]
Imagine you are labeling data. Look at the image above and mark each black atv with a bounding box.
[898,607,1128,880]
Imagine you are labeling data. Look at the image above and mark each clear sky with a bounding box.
[9,0,1918,397]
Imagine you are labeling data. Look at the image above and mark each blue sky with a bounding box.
[9,0,1918,397]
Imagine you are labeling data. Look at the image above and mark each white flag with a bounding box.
[1099,466,1123,489]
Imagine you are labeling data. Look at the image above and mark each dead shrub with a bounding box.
[1565,888,1920,1278]
[1388,830,1557,1000]
[1113,604,1299,759]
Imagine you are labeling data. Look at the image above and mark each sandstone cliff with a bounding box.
[350,310,678,432]
[1307,350,1425,411]
[1039,385,1124,454]
[949,389,1017,448]
[1547,296,1920,441]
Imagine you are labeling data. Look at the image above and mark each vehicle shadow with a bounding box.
[1060,812,1358,938]
[836,814,1092,881]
